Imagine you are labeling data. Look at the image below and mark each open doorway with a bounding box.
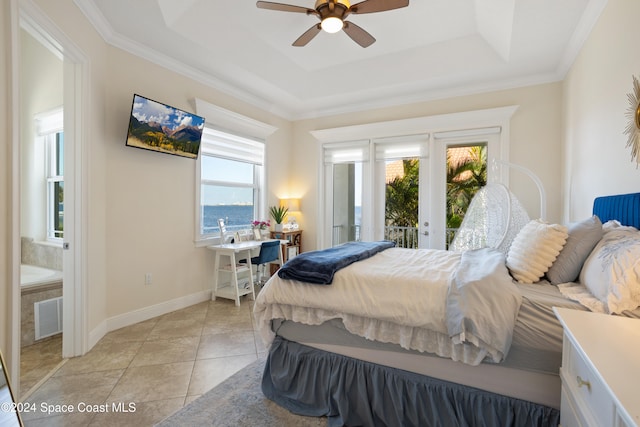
[18,21,65,398]
[12,4,87,399]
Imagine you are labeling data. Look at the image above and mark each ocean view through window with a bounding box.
[202,205,254,234]
[197,127,265,241]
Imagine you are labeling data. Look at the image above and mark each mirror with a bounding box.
[0,349,23,426]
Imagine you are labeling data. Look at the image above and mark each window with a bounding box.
[36,108,64,242]
[197,127,265,243]
[47,131,64,240]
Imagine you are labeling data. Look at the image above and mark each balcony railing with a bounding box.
[333,224,460,249]
[384,225,419,249]
[332,224,361,246]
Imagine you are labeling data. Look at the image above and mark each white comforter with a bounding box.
[254,247,521,366]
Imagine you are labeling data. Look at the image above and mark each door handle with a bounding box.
[423,221,429,227]
[423,231,429,236]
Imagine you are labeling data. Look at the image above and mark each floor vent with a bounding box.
[34,296,63,340]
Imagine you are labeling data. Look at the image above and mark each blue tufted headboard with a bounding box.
[592,192,640,229]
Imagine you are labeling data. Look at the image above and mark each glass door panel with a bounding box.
[374,136,429,249]
[383,158,420,248]
[332,162,362,246]
[445,143,487,248]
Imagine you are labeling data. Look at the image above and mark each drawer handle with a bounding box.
[576,375,591,391]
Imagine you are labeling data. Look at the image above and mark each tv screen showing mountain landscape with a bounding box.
[126,94,205,159]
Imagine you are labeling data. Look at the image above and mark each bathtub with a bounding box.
[20,264,63,290]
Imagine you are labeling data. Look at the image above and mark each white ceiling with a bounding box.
[74,0,607,120]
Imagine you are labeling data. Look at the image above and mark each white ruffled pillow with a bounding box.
[579,227,640,314]
[506,219,568,284]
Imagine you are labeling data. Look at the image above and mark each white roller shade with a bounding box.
[35,108,63,136]
[324,141,370,164]
[200,127,264,165]
[374,134,429,160]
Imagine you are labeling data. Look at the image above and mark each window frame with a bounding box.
[46,131,64,241]
[197,150,263,243]
[35,107,64,244]
[193,98,278,247]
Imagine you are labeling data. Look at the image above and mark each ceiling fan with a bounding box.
[256,0,409,48]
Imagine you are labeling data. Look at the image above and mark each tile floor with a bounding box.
[21,335,64,395]
[19,296,264,426]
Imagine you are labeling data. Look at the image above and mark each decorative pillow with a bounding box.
[602,219,637,233]
[506,219,568,284]
[579,227,640,314]
[546,216,603,284]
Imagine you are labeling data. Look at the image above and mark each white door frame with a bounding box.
[312,106,518,250]
[372,134,431,248]
[9,0,89,388]
[430,131,501,249]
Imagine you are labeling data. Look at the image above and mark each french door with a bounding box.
[324,136,434,249]
[324,132,495,250]
[373,135,431,248]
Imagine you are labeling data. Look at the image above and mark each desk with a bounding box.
[207,240,285,306]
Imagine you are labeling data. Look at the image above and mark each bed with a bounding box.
[253,192,640,427]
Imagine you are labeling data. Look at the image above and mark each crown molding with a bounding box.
[73,0,603,122]
[73,0,293,120]
[556,0,609,78]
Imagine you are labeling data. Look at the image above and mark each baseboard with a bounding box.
[88,290,212,350]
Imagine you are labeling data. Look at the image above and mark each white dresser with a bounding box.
[554,307,640,427]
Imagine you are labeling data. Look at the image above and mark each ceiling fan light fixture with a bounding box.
[258,0,402,47]
[321,16,344,33]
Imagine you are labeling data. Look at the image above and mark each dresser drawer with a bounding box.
[560,383,586,427]
[561,338,614,426]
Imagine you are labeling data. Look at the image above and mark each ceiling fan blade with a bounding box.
[343,21,375,47]
[256,1,318,16]
[293,24,322,46]
[350,0,409,14]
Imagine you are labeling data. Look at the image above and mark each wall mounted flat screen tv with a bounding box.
[126,94,205,159]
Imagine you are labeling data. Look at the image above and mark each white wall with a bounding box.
[102,46,291,321]
[563,0,640,222]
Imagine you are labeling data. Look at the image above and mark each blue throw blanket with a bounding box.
[277,240,396,285]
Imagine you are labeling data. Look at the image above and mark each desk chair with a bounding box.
[240,240,281,286]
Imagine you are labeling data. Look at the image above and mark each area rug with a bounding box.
[155,357,326,427]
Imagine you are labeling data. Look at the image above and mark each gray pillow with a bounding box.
[546,215,603,284]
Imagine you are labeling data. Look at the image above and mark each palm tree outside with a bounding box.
[446,145,487,245]
[383,144,487,248]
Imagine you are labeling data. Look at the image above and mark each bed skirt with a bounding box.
[262,336,560,427]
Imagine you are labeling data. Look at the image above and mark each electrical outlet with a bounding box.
[145,273,152,285]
